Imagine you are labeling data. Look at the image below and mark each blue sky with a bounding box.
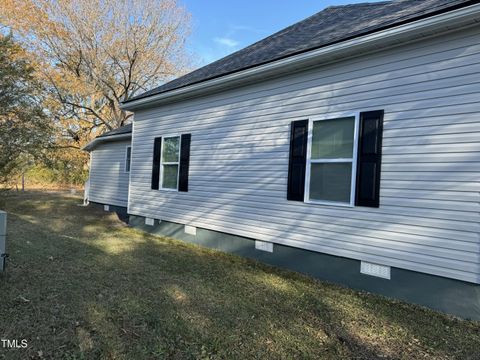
[180,0,384,66]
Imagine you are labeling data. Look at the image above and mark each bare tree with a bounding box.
[0,34,52,187]
[1,0,191,139]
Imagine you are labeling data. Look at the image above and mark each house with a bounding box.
[83,124,132,213]
[90,0,480,319]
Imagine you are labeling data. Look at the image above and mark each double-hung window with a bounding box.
[160,136,181,190]
[305,115,359,206]
[151,133,191,192]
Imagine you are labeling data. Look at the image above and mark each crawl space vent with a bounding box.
[255,240,273,253]
[184,225,197,236]
[360,261,391,279]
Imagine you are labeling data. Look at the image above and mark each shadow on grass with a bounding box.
[0,192,479,360]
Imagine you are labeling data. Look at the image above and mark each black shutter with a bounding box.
[179,134,191,192]
[355,110,384,207]
[287,120,308,201]
[151,137,162,190]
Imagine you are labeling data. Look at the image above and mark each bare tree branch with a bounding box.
[1,0,192,139]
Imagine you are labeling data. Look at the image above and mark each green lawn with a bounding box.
[0,192,479,359]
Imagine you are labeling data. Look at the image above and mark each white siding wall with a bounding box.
[129,26,480,284]
[89,139,131,207]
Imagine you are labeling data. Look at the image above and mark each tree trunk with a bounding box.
[21,173,25,191]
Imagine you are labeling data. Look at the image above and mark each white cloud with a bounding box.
[230,25,266,34]
[214,37,239,48]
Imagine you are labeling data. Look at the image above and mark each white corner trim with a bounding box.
[126,121,134,216]
[120,3,480,110]
[255,240,273,253]
[184,225,197,236]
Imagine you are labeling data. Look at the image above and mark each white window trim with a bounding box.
[159,134,181,191]
[304,112,360,207]
[124,146,132,173]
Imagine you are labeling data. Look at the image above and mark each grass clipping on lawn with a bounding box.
[0,191,479,360]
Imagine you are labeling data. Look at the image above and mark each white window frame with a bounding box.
[304,112,360,207]
[124,146,132,173]
[159,134,181,191]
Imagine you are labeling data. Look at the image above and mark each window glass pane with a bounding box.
[162,165,178,189]
[312,117,355,159]
[162,137,180,162]
[309,163,352,203]
[126,147,131,172]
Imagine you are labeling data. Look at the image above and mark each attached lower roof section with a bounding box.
[82,124,132,152]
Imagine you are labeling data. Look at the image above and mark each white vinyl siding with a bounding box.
[128,25,480,284]
[89,139,131,207]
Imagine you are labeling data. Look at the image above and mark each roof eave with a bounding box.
[120,3,480,111]
[82,133,132,152]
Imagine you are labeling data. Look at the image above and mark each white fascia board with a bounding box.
[82,133,132,152]
[120,3,480,111]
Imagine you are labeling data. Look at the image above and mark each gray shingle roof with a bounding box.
[97,123,132,138]
[124,0,473,103]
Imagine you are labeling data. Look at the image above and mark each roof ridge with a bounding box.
[327,1,392,10]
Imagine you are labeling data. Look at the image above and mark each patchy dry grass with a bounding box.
[0,191,479,359]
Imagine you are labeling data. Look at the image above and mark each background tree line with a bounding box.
[0,0,191,189]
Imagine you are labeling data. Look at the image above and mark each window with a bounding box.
[151,134,192,192]
[125,146,132,172]
[287,111,383,207]
[160,136,181,190]
[305,115,359,206]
